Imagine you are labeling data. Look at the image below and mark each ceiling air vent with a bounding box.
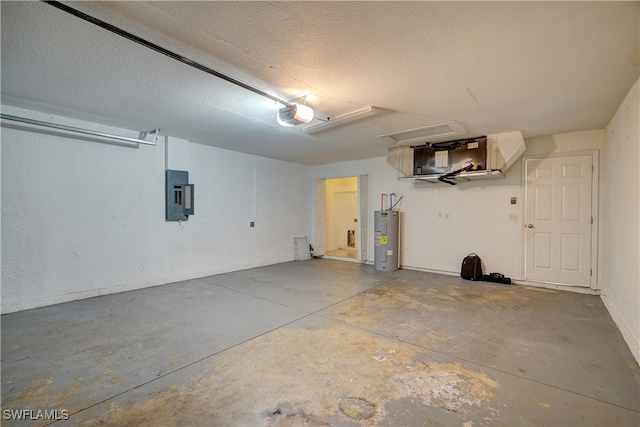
[378,120,465,146]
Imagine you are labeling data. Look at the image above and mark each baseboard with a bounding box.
[399,265,459,276]
[1,257,300,314]
[322,255,361,264]
[601,294,640,366]
[519,281,601,295]
[1,280,157,314]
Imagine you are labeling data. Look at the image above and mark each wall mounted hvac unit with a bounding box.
[386,131,526,185]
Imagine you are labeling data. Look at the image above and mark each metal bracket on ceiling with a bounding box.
[139,128,161,145]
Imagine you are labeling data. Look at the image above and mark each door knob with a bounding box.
[526,224,535,229]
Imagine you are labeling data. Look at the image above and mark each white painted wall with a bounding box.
[312,157,524,277]
[311,130,605,282]
[602,78,640,365]
[1,106,310,313]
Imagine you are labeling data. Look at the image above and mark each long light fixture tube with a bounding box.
[1,114,159,145]
[303,106,377,133]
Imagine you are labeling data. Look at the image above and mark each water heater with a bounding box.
[374,210,400,271]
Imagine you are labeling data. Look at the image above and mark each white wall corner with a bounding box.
[602,77,640,367]
[601,294,640,366]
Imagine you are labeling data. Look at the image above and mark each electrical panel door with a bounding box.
[166,169,194,221]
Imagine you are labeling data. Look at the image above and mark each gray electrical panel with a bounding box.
[374,210,400,272]
[166,169,194,221]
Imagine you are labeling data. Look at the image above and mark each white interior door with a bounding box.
[358,174,368,263]
[315,179,326,257]
[524,155,594,287]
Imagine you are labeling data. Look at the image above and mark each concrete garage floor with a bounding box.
[2,259,639,426]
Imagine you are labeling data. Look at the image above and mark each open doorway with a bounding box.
[315,175,368,263]
[325,177,358,260]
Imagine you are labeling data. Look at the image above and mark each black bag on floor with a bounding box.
[482,272,512,285]
[461,253,483,281]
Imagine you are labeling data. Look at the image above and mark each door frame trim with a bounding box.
[358,174,369,264]
[315,175,369,263]
[314,178,326,257]
[521,150,600,290]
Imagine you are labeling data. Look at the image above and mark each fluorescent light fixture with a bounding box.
[277,103,314,127]
[378,120,466,146]
[303,106,377,133]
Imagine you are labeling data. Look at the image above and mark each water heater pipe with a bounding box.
[391,195,403,210]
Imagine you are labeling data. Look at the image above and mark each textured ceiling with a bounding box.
[2,1,638,165]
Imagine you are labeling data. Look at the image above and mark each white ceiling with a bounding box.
[2,1,638,165]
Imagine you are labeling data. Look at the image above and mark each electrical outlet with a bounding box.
[250,221,255,227]
[445,212,450,219]
[508,213,518,221]
[438,212,442,218]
